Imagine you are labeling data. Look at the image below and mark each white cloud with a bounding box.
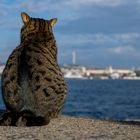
[95,33,140,44]
[0,0,135,17]
[56,33,140,47]
[108,46,135,54]
[0,0,138,29]
[65,0,124,7]
[14,0,126,13]
[113,33,140,41]
[13,0,134,14]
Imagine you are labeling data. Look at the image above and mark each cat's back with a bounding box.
[2,12,67,118]
[23,42,67,116]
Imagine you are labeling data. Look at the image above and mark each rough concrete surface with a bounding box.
[0,115,140,140]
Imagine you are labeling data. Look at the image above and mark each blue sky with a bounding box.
[0,0,140,68]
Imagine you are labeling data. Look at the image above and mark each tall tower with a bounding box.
[72,51,76,65]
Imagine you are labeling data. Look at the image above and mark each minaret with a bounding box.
[72,51,76,65]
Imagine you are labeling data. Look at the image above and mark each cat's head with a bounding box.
[20,12,57,42]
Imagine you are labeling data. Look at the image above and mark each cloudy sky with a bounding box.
[0,0,140,68]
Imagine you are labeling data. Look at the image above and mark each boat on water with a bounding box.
[64,71,86,79]
[123,76,140,80]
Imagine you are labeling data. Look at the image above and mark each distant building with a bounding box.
[0,65,5,75]
[61,65,137,79]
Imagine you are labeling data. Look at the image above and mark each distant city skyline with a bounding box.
[0,0,140,68]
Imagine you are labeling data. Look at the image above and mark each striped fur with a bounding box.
[1,12,67,126]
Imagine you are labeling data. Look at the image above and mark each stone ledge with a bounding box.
[0,115,140,140]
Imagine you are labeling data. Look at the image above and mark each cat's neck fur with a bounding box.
[21,31,55,43]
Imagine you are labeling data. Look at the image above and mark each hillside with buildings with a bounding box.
[0,64,140,80]
[61,65,140,80]
[61,52,140,80]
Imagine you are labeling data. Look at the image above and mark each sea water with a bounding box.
[0,79,140,121]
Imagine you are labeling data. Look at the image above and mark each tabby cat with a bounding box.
[0,12,67,126]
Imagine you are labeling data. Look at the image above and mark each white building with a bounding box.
[0,65,5,74]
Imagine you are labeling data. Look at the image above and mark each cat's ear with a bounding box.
[21,12,30,24]
[49,18,57,26]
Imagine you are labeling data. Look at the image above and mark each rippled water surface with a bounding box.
[0,79,140,121]
[63,79,140,121]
